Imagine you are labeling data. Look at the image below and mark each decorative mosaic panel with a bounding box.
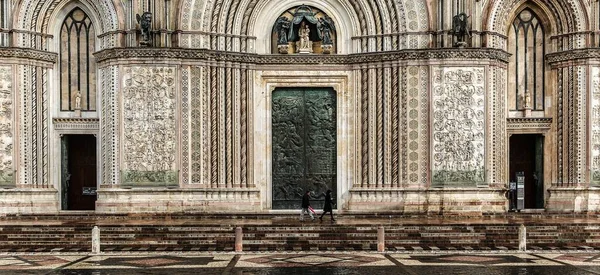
[406,66,419,186]
[576,66,586,184]
[121,67,177,187]
[431,67,485,186]
[101,66,119,185]
[0,66,12,187]
[591,67,600,184]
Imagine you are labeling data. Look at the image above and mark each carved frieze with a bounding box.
[0,48,57,64]
[592,67,600,184]
[53,118,99,130]
[0,66,12,187]
[121,66,177,186]
[431,67,485,186]
[94,48,510,64]
[546,49,600,65]
[506,117,552,130]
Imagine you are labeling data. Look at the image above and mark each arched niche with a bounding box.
[271,5,337,54]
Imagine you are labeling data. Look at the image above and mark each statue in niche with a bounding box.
[452,12,470,47]
[318,15,335,45]
[298,23,311,51]
[136,12,152,46]
[524,90,532,109]
[74,90,81,110]
[286,5,319,53]
[275,17,291,45]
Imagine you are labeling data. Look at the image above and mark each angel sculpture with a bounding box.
[136,12,152,45]
[275,17,291,45]
[319,16,336,45]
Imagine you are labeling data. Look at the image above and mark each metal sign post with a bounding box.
[516,171,525,211]
[509,181,516,211]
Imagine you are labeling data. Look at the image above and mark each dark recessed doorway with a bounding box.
[509,134,544,209]
[61,134,97,210]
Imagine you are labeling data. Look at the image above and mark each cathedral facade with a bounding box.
[0,0,596,214]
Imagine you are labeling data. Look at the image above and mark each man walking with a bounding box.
[300,190,315,221]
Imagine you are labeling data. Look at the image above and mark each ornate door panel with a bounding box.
[272,88,336,209]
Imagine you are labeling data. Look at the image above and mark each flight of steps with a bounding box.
[0,224,92,252]
[1,214,600,252]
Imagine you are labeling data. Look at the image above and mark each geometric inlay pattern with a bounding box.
[0,255,74,270]
[410,254,534,265]
[93,256,227,268]
[239,254,388,267]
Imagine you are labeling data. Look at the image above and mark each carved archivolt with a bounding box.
[0,66,12,185]
[181,0,430,52]
[431,67,485,186]
[122,67,177,173]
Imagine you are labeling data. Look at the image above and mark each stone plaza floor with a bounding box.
[4,251,600,274]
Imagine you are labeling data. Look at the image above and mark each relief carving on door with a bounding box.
[272,88,336,209]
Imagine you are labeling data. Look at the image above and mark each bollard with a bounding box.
[377,225,385,252]
[518,224,526,251]
[235,227,243,252]
[92,226,100,254]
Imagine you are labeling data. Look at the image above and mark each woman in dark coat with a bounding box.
[319,190,335,221]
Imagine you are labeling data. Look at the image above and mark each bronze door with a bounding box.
[272,88,336,209]
[61,135,97,210]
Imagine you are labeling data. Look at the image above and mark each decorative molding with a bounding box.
[0,48,57,63]
[506,117,552,130]
[547,49,600,65]
[95,48,510,64]
[52,118,100,130]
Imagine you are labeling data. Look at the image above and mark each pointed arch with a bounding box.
[58,7,96,112]
[484,0,588,50]
[13,0,121,49]
[507,7,548,111]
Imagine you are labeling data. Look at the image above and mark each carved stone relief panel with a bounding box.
[121,66,177,186]
[591,67,600,184]
[431,67,485,186]
[0,66,12,187]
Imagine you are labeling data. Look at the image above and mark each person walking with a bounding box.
[300,190,315,221]
[319,190,335,222]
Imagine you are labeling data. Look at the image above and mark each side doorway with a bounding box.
[509,134,544,209]
[60,134,97,210]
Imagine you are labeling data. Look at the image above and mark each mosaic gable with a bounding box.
[431,67,485,187]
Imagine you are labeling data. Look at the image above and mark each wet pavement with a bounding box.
[4,252,600,274]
